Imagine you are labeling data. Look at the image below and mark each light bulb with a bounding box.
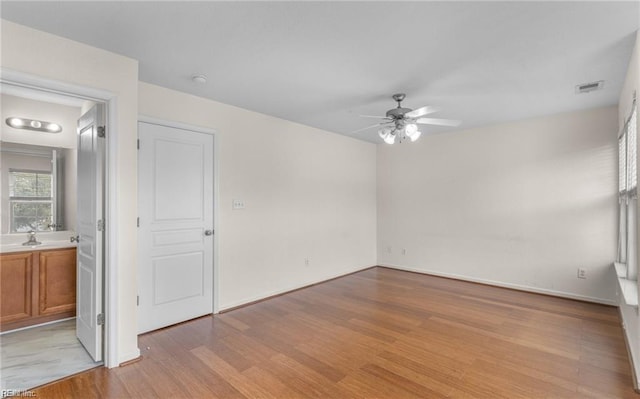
[409,131,422,142]
[7,118,24,128]
[405,123,418,135]
[379,127,392,139]
[383,133,396,145]
[46,123,62,133]
[30,120,42,129]
[379,127,397,144]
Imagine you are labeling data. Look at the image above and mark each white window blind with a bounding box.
[619,106,638,198]
[618,100,638,281]
[619,133,627,194]
[627,108,637,195]
[629,108,637,194]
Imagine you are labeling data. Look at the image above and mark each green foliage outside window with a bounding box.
[9,170,53,233]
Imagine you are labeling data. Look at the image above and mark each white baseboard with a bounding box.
[379,263,617,306]
[118,348,141,367]
[218,264,377,312]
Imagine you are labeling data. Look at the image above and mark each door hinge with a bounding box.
[97,219,105,231]
[137,139,140,150]
[137,295,140,306]
[97,126,106,138]
[97,313,105,325]
[137,217,140,227]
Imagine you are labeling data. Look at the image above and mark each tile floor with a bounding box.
[1,319,101,390]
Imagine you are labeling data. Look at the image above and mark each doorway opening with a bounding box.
[0,82,107,390]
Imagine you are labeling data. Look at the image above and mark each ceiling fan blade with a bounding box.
[405,105,441,118]
[350,121,393,134]
[416,117,461,127]
[358,114,391,119]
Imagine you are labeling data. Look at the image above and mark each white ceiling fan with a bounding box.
[353,93,461,144]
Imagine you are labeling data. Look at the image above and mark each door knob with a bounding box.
[204,230,213,236]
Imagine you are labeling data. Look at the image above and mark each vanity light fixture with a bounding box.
[6,117,62,133]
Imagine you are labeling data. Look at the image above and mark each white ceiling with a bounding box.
[2,1,638,143]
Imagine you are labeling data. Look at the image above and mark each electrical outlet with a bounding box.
[232,199,245,210]
[402,248,406,255]
[304,258,309,266]
[386,246,392,254]
[577,268,587,279]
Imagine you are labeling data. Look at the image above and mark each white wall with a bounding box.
[138,82,377,309]
[619,30,640,387]
[378,106,619,304]
[1,20,140,364]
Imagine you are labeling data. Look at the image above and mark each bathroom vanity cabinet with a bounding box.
[0,247,76,332]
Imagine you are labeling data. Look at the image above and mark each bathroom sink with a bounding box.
[1,232,78,254]
[0,241,76,254]
[1,241,77,253]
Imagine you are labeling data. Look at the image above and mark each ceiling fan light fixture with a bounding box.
[378,127,391,139]
[358,93,459,145]
[383,132,396,145]
[408,130,422,142]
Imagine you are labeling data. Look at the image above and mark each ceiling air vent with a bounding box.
[575,80,604,94]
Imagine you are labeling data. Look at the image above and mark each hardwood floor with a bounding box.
[32,267,637,398]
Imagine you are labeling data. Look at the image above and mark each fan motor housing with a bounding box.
[386,107,412,119]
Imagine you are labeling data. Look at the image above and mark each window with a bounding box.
[9,169,54,233]
[618,102,638,280]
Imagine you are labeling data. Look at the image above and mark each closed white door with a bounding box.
[76,104,105,362]
[137,122,214,333]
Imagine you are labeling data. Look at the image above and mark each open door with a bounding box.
[76,104,105,362]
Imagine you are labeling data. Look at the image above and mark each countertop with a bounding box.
[1,231,77,254]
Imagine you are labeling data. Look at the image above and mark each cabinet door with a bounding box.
[0,252,33,324]
[39,248,77,315]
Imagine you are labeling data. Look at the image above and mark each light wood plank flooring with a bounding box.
[1,319,101,391]
[32,267,637,398]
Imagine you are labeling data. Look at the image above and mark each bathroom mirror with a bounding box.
[1,142,76,234]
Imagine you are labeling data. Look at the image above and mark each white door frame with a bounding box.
[0,68,120,368]
[138,115,220,314]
